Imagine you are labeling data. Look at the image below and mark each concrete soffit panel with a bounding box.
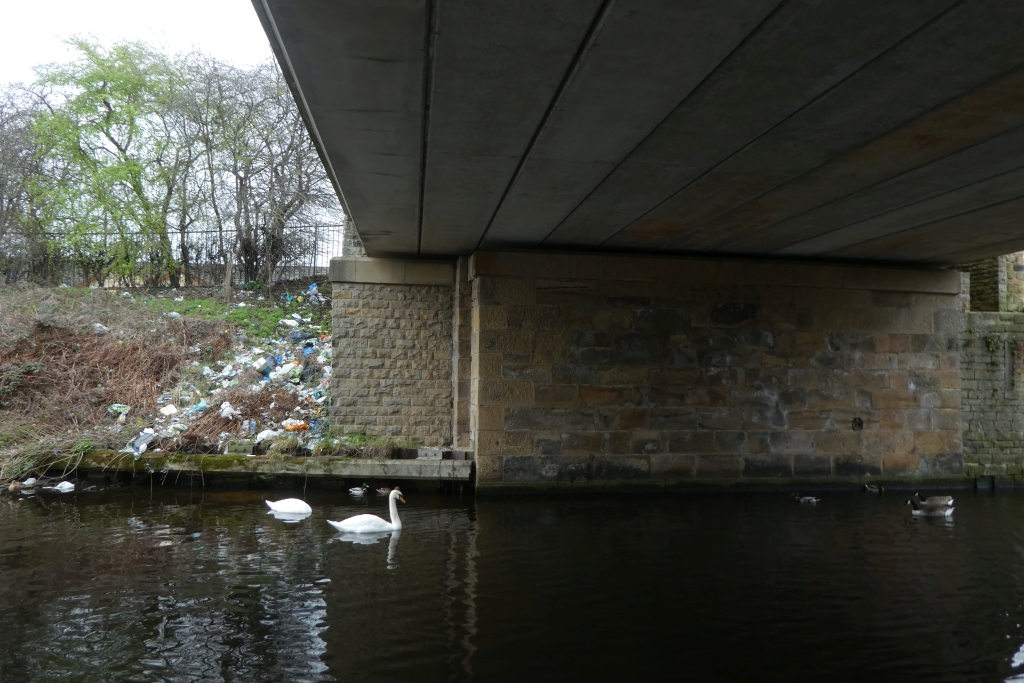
[329,257,454,286]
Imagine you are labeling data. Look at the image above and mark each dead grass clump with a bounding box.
[266,435,302,457]
[0,286,238,484]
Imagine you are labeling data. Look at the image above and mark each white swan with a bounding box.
[328,488,405,533]
[265,498,312,514]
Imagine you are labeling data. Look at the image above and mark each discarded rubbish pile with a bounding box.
[125,326,337,458]
[0,284,415,488]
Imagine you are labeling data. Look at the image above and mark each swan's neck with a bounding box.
[389,496,402,529]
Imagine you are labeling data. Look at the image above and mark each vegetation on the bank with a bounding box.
[0,39,343,292]
[0,285,334,485]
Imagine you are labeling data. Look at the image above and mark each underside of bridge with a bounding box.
[253,2,1024,490]
[255,0,1024,264]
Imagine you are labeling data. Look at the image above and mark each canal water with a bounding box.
[2,487,1024,682]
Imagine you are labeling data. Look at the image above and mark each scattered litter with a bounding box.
[187,399,207,415]
[166,312,181,319]
[49,481,75,493]
[219,402,241,420]
[92,323,109,335]
[256,429,282,443]
[125,428,157,458]
[282,418,308,432]
[279,318,299,328]
[174,296,184,302]
[107,404,131,416]
[22,478,36,487]
[158,404,178,416]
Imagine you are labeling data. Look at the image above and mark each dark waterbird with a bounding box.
[906,498,954,518]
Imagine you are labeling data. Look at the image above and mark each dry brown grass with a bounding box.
[0,285,237,484]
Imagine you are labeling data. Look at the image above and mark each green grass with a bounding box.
[141,294,331,341]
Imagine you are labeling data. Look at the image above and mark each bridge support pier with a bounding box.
[331,250,966,490]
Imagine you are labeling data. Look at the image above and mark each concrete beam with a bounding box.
[329,257,453,286]
[469,250,962,295]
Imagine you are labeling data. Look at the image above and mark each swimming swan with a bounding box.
[328,488,405,533]
[265,498,312,514]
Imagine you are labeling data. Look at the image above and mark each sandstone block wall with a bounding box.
[330,279,453,446]
[961,311,1024,477]
[452,257,473,449]
[469,251,964,488]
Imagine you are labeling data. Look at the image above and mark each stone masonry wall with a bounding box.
[961,257,999,312]
[961,310,1024,478]
[331,281,453,446]
[470,252,964,488]
[452,257,473,450]
[1002,252,1024,313]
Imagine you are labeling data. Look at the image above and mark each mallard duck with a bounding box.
[906,498,954,518]
[8,481,22,494]
[376,487,392,495]
[793,493,819,505]
[349,483,369,497]
[914,492,953,506]
[863,484,884,494]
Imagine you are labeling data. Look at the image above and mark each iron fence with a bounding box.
[0,221,345,287]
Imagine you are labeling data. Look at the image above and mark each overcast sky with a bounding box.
[1,0,274,86]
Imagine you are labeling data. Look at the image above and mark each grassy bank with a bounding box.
[0,284,357,485]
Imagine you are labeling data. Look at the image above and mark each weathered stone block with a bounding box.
[696,455,744,478]
[593,456,650,480]
[793,454,832,476]
[650,454,696,478]
[743,455,793,478]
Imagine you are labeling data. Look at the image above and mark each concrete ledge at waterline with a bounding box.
[476,475,977,495]
[329,257,454,285]
[76,452,473,481]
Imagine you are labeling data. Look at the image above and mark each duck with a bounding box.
[863,484,884,494]
[349,483,369,497]
[265,498,313,514]
[914,492,953,507]
[8,481,22,494]
[793,493,820,505]
[375,486,392,495]
[906,498,954,518]
[328,488,405,533]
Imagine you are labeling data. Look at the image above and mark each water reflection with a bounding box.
[9,490,1024,680]
[330,529,402,569]
[268,509,312,523]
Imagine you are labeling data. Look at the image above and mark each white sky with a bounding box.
[0,0,274,86]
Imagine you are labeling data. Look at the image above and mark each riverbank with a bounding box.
[0,284,410,486]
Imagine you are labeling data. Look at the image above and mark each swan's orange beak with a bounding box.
[399,496,406,503]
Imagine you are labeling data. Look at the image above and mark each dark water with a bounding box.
[4,487,1024,682]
